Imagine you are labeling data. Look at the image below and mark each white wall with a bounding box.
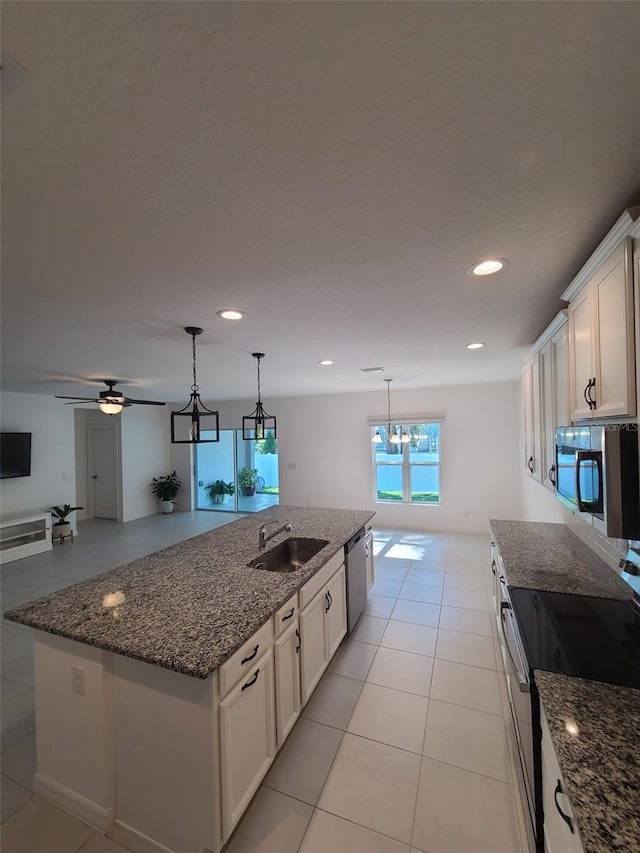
[120,406,171,522]
[207,380,521,534]
[0,391,77,519]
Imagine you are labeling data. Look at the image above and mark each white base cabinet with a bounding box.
[219,649,276,839]
[365,527,374,591]
[0,512,52,564]
[541,708,584,853]
[300,563,346,705]
[274,620,301,747]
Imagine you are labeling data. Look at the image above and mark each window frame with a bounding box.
[371,422,442,506]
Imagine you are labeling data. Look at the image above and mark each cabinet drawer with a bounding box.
[274,593,298,638]
[219,620,273,697]
[299,549,344,610]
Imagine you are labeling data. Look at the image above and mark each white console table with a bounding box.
[0,512,52,564]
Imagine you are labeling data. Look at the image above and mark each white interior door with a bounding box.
[89,425,118,519]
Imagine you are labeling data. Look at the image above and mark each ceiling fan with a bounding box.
[55,380,166,415]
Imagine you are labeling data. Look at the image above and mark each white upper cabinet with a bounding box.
[565,217,638,420]
[539,317,569,491]
[523,312,568,487]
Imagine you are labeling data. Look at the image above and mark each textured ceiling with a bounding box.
[2,1,640,404]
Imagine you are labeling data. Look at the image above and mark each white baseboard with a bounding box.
[108,820,181,853]
[33,773,114,832]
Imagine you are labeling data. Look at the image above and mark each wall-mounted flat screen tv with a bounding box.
[0,432,32,479]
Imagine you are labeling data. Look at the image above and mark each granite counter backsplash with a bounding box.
[490,520,631,599]
[535,671,640,853]
[3,506,373,679]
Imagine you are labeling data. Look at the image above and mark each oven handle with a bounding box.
[500,602,530,693]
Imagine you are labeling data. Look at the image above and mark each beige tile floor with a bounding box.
[1,520,526,853]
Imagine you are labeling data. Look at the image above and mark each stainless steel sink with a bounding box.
[247,537,329,572]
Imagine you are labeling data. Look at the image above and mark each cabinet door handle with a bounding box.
[588,376,597,409]
[328,590,333,608]
[325,591,331,612]
[554,780,574,834]
[281,608,295,622]
[295,628,301,654]
[491,560,496,576]
[583,378,592,408]
[241,668,260,691]
[241,645,259,665]
[527,456,534,473]
[549,464,556,487]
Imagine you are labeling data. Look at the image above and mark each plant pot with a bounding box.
[211,494,224,504]
[54,521,72,537]
[159,500,175,514]
[241,487,255,497]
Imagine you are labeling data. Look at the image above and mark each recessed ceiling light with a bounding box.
[360,366,385,373]
[466,342,485,350]
[318,359,334,366]
[467,259,507,276]
[217,309,245,320]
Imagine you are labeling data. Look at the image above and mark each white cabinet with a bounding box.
[274,620,301,747]
[299,561,347,706]
[567,237,635,420]
[0,512,52,564]
[523,356,542,482]
[541,707,584,853]
[325,565,347,659]
[539,318,569,491]
[219,648,276,838]
[365,526,374,591]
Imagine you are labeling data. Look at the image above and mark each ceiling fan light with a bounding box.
[99,401,123,415]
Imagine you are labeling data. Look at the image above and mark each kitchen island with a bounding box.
[4,505,374,853]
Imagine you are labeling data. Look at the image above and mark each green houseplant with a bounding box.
[205,479,235,505]
[238,467,258,497]
[150,471,182,514]
[51,504,83,538]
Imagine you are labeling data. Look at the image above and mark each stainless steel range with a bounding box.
[492,547,640,853]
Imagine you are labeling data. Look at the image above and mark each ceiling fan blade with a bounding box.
[62,401,98,405]
[122,398,166,406]
[55,395,99,402]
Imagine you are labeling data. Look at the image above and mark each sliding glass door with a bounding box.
[194,429,279,513]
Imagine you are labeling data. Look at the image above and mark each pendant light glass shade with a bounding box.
[98,401,123,415]
[243,353,277,441]
[171,327,220,444]
[372,378,405,448]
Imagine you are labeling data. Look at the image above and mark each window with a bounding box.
[371,423,441,504]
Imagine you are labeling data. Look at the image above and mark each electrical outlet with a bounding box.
[71,665,85,695]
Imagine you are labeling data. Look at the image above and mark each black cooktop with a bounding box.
[510,588,640,690]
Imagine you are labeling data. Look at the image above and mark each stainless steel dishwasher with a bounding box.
[344,527,367,632]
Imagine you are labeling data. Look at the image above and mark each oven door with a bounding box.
[500,588,537,852]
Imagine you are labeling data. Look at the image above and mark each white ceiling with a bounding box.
[2,1,640,405]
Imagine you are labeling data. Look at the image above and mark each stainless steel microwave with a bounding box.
[555,424,640,539]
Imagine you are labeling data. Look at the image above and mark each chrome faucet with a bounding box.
[259,521,292,550]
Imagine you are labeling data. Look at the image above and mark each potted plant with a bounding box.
[238,467,258,497]
[205,480,235,505]
[150,471,182,514]
[51,504,83,539]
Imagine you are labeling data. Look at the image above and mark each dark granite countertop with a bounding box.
[4,506,373,679]
[535,671,640,853]
[490,520,630,600]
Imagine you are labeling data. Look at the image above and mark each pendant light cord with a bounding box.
[191,332,199,393]
[256,354,262,403]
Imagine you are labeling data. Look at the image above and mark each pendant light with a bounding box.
[171,326,219,444]
[372,379,409,445]
[243,353,276,440]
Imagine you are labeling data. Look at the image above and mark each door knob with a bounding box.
[91,475,98,479]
